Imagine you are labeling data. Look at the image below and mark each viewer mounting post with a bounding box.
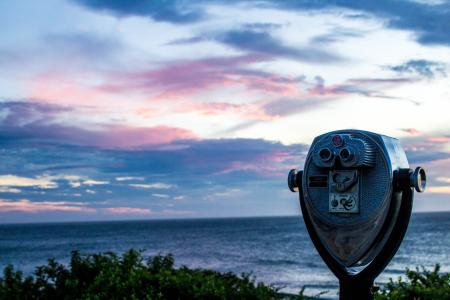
[287,130,426,300]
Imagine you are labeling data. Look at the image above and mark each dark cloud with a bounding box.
[406,151,450,164]
[0,100,306,181]
[219,30,343,63]
[73,0,203,23]
[400,133,450,164]
[0,101,196,148]
[267,0,450,46]
[166,36,208,45]
[0,100,305,180]
[389,59,447,78]
[0,133,306,208]
[310,27,365,44]
[74,0,450,46]
[166,22,284,46]
[0,101,71,125]
[242,22,284,31]
[107,138,306,181]
[0,135,307,221]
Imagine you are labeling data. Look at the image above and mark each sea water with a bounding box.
[0,212,449,298]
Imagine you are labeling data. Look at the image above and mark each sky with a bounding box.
[0,0,449,223]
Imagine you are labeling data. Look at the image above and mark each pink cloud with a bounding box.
[2,117,197,148]
[174,101,276,121]
[428,136,450,143]
[98,54,300,100]
[401,128,421,136]
[0,199,95,213]
[94,125,197,148]
[31,71,111,105]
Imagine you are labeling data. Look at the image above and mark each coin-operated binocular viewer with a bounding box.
[288,130,426,300]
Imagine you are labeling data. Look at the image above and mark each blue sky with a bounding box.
[0,0,449,223]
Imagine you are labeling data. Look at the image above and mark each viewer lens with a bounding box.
[339,148,352,161]
[319,148,332,161]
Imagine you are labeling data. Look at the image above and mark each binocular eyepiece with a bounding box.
[312,134,376,169]
[317,147,354,164]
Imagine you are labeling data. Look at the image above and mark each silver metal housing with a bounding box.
[302,130,409,268]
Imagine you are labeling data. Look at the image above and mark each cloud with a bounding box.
[160,209,195,216]
[103,207,153,215]
[98,54,302,99]
[152,193,170,198]
[389,59,447,78]
[0,187,22,193]
[121,138,306,180]
[262,97,332,117]
[406,151,450,164]
[401,133,450,164]
[130,183,174,189]
[83,179,109,186]
[0,135,306,197]
[0,175,58,189]
[427,186,450,194]
[268,0,450,46]
[219,29,343,63]
[166,36,208,45]
[0,131,308,223]
[73,0,204,23]
[436,177,450,184]
[428,136,450,143]
[0,101,71,125]
[0,101,197,148]
[73,1,450,46]
[0,199,95,213]
[310,27,365,44]
[101,207,194,216]
[306,76,418,104]
[401,128,421,136]
[116,176,145,181]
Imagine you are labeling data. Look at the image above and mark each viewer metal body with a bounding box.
[288,129,426,300]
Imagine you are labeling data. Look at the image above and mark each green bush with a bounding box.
[0,250,306,300]
[375,264,450,300]
[1,250,448,299]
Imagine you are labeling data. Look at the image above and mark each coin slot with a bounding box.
[308,175,328,187]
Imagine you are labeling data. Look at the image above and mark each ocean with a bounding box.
[0,212,449,299]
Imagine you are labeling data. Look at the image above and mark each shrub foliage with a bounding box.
[0,250,448,299]
[375,264,450,300]
[0,250,293,300]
